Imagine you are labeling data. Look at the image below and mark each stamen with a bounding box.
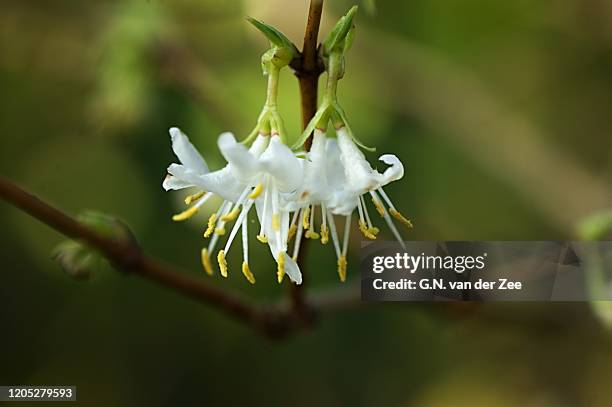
[277,251,285,283]
[215,227,226,236]
[242,262,255,284]
[390,208,413,229]
[204,200,229,238]
[200,248,214,276]
[325,210,341,258]
[271,187,283,250]
[302,206,311,230]
[320,224,329,244]
[272,213,280,231]
[203,213,217,237]
[249,183,264,199]
[173,193,212,221]
[371,194,386,217]
[217,250,228,278]
[357,199,376,239]
[257,177,270,243]
[337,255,347,282]
[342,213,352,256]
[305,205,319,239]
[288,224,298,241]
[223,200,253,256]
[184,191,204,205]
[172,205,200,222]
[288,210,300,242]
[360,195,378,236]
[292,209,305,261]
[320,205,329,244]
[220,205,241,222]
[370,190,406,250]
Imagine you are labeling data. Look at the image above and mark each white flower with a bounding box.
[215,133,304,285]
[163,127,304,285]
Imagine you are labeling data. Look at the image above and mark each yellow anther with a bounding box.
[256,234,268,243]
[184,191,204,205]
[249,183,264,199]
[302,207,311,230]
[288,224,297,241]
[200,248,214,276]
[242,261,255,284]
[390,208,413,229]
[220,206,241,222]
[203,213,217,238]
[320,224,329,244]
[372,197,386,217]
[369,226,380,236]
[272,213,280,231]
[358,220,377,240]
[215,227,226,236]
[337,255,347,282]
[217,250,228,278]
[277,252,285,283]
[172,205,200,222]
[305,229,320,240]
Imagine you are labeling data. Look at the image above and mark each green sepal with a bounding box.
[291,103,331,150]
[332,103,376,151]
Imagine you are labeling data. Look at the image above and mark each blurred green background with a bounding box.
[1,0,612,405]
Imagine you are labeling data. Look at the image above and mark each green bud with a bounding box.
[247,17,298,73]
[52,241,96,281]
[77,210,136,245]
[322,5,358,56]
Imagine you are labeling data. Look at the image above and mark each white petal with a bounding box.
[337,128,380,193]
[166,163,205,188]
[218,132,260,182]
[169,127,209,173]
[249,134,270,157]
[162,173,193,191]
[196,166,246,202]
[281,253,303,285]
[258,136,303,192]
[379,154,404,183]
[297,130,329,204]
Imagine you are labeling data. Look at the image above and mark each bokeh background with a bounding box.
[1,0,612,405]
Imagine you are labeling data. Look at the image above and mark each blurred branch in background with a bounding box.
[359,29,612,235]
[0,175,354,339]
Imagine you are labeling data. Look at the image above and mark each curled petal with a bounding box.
[169,127,209,173]
[259,136,303,192]
[279,253,302,285]
[162,173,193,191]
[165,164,207,190]
[379,154,404,183]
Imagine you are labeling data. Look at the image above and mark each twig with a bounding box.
[288,0,326,323]
[0,175,293,337]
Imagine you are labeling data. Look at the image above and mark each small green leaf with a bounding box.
[246,17,298,55]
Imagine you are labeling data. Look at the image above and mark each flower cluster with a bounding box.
[162,8,412,285]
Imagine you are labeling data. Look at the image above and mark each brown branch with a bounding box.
[288,0,326,324]
[0,175,307,338]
